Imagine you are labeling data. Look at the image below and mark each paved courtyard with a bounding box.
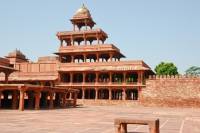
[0,105,200,133]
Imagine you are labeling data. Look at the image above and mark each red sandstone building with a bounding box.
[0,5,154,110]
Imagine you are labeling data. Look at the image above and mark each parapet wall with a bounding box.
[141,75,200,108]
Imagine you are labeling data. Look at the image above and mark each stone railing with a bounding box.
[57,28,107,36]
[58,82,141,86]
[148,75,200,80]
[58,60,149,71]
[59,44,120,52]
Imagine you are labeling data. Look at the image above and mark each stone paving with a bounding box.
[0,105,200,133]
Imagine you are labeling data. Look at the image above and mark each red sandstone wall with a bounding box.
[0,57,10,66]
[15,62,57,72]
[77,99,139,106]
[141,75,200,108]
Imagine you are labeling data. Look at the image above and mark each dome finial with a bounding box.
[73,4,91,18]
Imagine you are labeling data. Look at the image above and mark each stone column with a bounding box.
[84,35,87,45]
[137,71,142,84]
[82,88,85,99]
[5,72,10,84]
[69,92,72,99]
[141,71,144,84]
[109,53,113,61]
[122,88,126,100]
[138,87,142,101]
[109,72,112,83]
[96,34,100,44]
[95,72,99,83]
[71,56,74,63]
[83,72,86,84]
[49,92,54,109]
[123,72,127,84]
[109,88,112,100]
[71,36,74,45]
[12,90,18,109]
[19,89,25,111]
[96,53,99,62]
[95,88,98,100]
[34,91,40,110]
[83,54,86,62]
[70,73,73,83]
[85,19,87,30]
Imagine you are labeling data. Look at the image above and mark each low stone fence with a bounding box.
[77,99,139,106]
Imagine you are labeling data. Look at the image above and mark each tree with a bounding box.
[185,66,200,76]
[155,62,178,75]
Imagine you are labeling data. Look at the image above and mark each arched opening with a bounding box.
[0,90,21,109]
[87,37,96,45]
[99,53,110,62]
[54,93,61,107]
[40,92,48,108]
[92,40,98,45]
[112,89,123,100]
[98,73,109,83]
[85,73,96,82]
[112,73,123,83]
[44,81,51,86]
[74,55,84,63]
[29,81,41,85]
[98,89,109,99]
[0,72,5,83]
[61,55,72,63]
[86,54,97,63]
[126,72,138,83]
[73,73,83,83]
[74,37,84,45]
[61,73,70,83]
[126,88,138,100]
[26,91,35,109]
[61,40,67,47]
[85,89,95,99]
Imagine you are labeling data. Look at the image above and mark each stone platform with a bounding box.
[0,105,200,133]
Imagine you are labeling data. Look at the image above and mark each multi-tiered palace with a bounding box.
[0,5,153,109]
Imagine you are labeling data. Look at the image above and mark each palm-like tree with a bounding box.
[185,66,200,76]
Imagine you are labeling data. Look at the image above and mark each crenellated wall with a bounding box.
[141,75,200,107]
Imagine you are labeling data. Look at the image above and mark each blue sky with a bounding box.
[0,0,200,74]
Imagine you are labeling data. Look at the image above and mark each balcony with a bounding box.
[57,28,108,38]
[58,44,120,53]
[57,60,151,72]
[57,81,145,87]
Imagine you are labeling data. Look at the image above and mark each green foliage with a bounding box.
[185,66,200,76]
[155,62,178,75]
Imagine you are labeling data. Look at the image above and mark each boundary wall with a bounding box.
[141,75,200,107]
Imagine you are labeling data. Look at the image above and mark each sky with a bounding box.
[0,0,200,74]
